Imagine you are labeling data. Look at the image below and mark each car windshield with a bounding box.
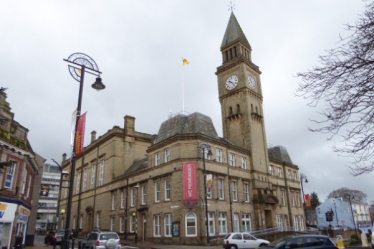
[224,233,232,239]
[267,236,293,248]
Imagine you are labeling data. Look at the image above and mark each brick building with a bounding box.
[58,12,304,245]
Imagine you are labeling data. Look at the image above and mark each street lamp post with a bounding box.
[346,193,358,237]
[333,198,339,226]
[198,143,213,245]
[300,173,308,227]
[51,159,69,229]
[63,53,105,249]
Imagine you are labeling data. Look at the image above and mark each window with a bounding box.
[99,160,105,186]
[154,215,161,237]
[287,169,292,179]
[218,179,224,200]
[141,185,146,205]
[232,182,238,201]
[276,215,283,230]
[244,184,250,202]
[130,215,135,232]
[291,191,295,206]
[293,171,297,180]
[293,216,299,231]
[164,214,172,237]
[5,162,16,188]
[76,172,81,194]
[90,164,96,189]
[165,149,170,162]
[269,165,274,176]
[203,147,211,160]
[79,215,83,229]
[185,212,197,236]
[111,193,116,210]
[216,149,222,163]
[111,217,115,231]
[229,153,235,166]
[64,181,68,198]
[120,216,124,233]
[83,169,88,191]
[218,213,227,234]
[208,212,215,235]
[155,153,160,166]
[233,213,240,232]
[21,171,26,194]
[27,175,32,198]
[165,179,171,200]
[281,190,286,206]
[296,192,301,207]
[242,214,251,232]
[121,190,125,209]
[207,174,213,199]
[155,182,160,202]
[278,167,283,178]
[241,157,247,169]
[299,215,304,231]
[131,188,136,207]
[97,213,100,228]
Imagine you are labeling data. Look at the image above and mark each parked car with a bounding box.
[262,235,337,249]
[85,229,121,249]
[44,230,65,245]
[223,232,269,249]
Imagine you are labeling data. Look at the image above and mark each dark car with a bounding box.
[263,235,337,249]
[44,230,65,245]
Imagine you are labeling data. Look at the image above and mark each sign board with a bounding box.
[325,211,333,222]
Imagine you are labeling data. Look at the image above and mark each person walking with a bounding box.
[14,232,23,249]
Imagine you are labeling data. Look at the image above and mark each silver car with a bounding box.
[85,230,121,249]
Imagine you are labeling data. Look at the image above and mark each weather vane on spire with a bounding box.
[228,1,235,12]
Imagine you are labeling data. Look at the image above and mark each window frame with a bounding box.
[232,181,238,201]
[99,160,105,186]
[155,182,160,202]
[165,179,171,201]
[216,148,222,163]
[185,212,197,237]
[154,215,161,237]
[218,212,227,235]
[229,153,235,166]
[244,183,250,202]
[141,185,146,205]
[90,164,96,189]
[218,178,224,200]
[165,149,171,163]
[164,213,172,237]
[241,157,247,169]
[155,153,160,166]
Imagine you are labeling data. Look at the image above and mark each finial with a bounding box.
[228,1,235,13]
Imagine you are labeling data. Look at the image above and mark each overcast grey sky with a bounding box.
[3,1,373,202]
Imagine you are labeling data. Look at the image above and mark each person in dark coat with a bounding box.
[14,232,23,249]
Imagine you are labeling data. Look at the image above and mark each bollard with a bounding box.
[336,235,344,249]
[78,241,82,249]
[71,239,75,249]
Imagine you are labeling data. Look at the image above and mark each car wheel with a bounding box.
[229,245,237,249]
[259,243,267,247]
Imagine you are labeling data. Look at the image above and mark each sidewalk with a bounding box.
[25,239,223,249]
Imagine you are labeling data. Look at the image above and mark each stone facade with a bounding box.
[58,12,304,246]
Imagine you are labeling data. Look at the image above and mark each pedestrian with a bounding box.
[14,232,23,249]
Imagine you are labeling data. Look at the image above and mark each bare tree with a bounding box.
[296,1,374,176]
[327,187,367,203]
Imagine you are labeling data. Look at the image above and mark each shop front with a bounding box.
[0,202,17,249]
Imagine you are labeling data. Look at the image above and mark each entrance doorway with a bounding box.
[264,210,273,228]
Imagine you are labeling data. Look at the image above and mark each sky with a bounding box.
[2,1,373,203]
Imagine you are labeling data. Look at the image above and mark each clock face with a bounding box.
[225,75,239,90]
[248,75,256,89]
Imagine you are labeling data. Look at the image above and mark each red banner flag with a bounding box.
[75,112,87,157]
[305,194,311,207]
[183,162,198,206]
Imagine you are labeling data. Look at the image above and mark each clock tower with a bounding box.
[216,12,269,173]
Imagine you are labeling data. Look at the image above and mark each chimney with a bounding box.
[62,153,67,163]
[91,130,97,143]
[124,115,135,136]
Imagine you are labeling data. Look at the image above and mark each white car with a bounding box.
[223,232,269,249]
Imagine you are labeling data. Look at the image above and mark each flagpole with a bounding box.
[182,57,185,113]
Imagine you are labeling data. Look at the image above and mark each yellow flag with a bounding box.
[182,58,190,66]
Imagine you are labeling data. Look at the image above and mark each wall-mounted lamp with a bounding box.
[60,209,66,215]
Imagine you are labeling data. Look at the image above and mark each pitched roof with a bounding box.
[125,157,148,175]
[221,12,251,50]
[268,146,293,164]
[154,112,219,144]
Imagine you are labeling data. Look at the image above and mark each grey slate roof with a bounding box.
[221,12,251,49]
[154,112,219,144]
[125,157,148,174]
[268,146,293,164]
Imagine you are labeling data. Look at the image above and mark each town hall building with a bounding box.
[58,12,304,245]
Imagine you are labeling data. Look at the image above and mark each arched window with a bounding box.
[185,212,197,236]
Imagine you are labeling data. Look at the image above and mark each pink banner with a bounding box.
[75,112,87,157]
[183,162,198,206]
